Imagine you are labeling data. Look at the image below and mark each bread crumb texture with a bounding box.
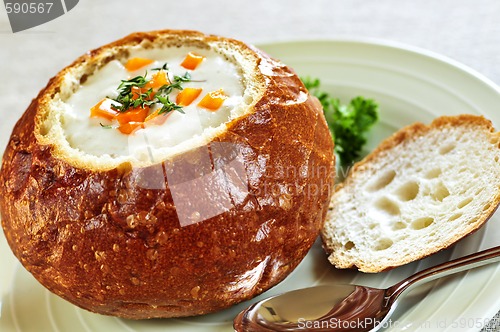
[322,114,500,272]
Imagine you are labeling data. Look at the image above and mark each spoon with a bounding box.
[234,245,500,331]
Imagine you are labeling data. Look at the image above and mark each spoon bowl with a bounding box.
[234,246,500,331]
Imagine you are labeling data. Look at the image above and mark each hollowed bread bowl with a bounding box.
[0,30,334,319]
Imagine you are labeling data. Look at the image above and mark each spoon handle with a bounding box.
[385,245,500,306]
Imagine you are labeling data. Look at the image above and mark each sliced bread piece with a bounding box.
[321,114,500,273]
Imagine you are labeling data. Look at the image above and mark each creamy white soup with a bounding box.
[61,46,244,163]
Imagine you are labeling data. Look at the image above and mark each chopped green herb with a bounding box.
[173,72,192,83]
[157,81,183,95]
[157,95,185,115]
[117,74,148,95]
[302,76,379,166]
[99,123,113,129]
[110,74,148,112]
[157,72,193,94]
[109,71,189,114]
[152,62,169,71]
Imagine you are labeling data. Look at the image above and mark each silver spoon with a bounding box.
[234,245,500,331]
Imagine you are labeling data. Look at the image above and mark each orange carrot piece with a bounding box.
[118,122,144,135]
[125,57,154,72]
[180,52,205,70]
[198,89,227,111]
[176,87,202,106]
[145,71,170,90]
[90,98,119,121]
[116,106,149,124]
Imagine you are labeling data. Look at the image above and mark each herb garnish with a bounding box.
[302,77,379,166]
[156,72,191,95]
[110,74,148,112]
[174,72,192,83]
[157,95,184,115]
[152,62,169,71]
[99,123,113,129]
[110,71,192,114]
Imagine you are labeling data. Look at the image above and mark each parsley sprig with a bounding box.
[302,77,379,166]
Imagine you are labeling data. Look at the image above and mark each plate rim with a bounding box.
[256,37,500,94]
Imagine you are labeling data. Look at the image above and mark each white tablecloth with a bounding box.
[1,0,499,330]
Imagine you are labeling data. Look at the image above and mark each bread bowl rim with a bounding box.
[33,29,266,171]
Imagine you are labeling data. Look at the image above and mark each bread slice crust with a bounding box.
[321,114,500,273]
[0,30,335,318]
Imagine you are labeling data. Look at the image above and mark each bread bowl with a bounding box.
[0,30,334,319]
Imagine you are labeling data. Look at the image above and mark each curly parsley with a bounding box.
[302,77,379,166]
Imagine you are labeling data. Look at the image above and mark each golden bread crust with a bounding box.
[0,30,334,318]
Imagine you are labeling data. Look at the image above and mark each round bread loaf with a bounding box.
[0,30,334,319]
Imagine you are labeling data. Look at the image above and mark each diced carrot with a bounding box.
[198,89,227,111]
[144,109,172,125]
[125,57,154,72]
[176,87,202,106]
[116,106,149,124]
[118,122,144,135]
[145,71,170,90]
[90,98,119,121]
[180,52,205,70]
